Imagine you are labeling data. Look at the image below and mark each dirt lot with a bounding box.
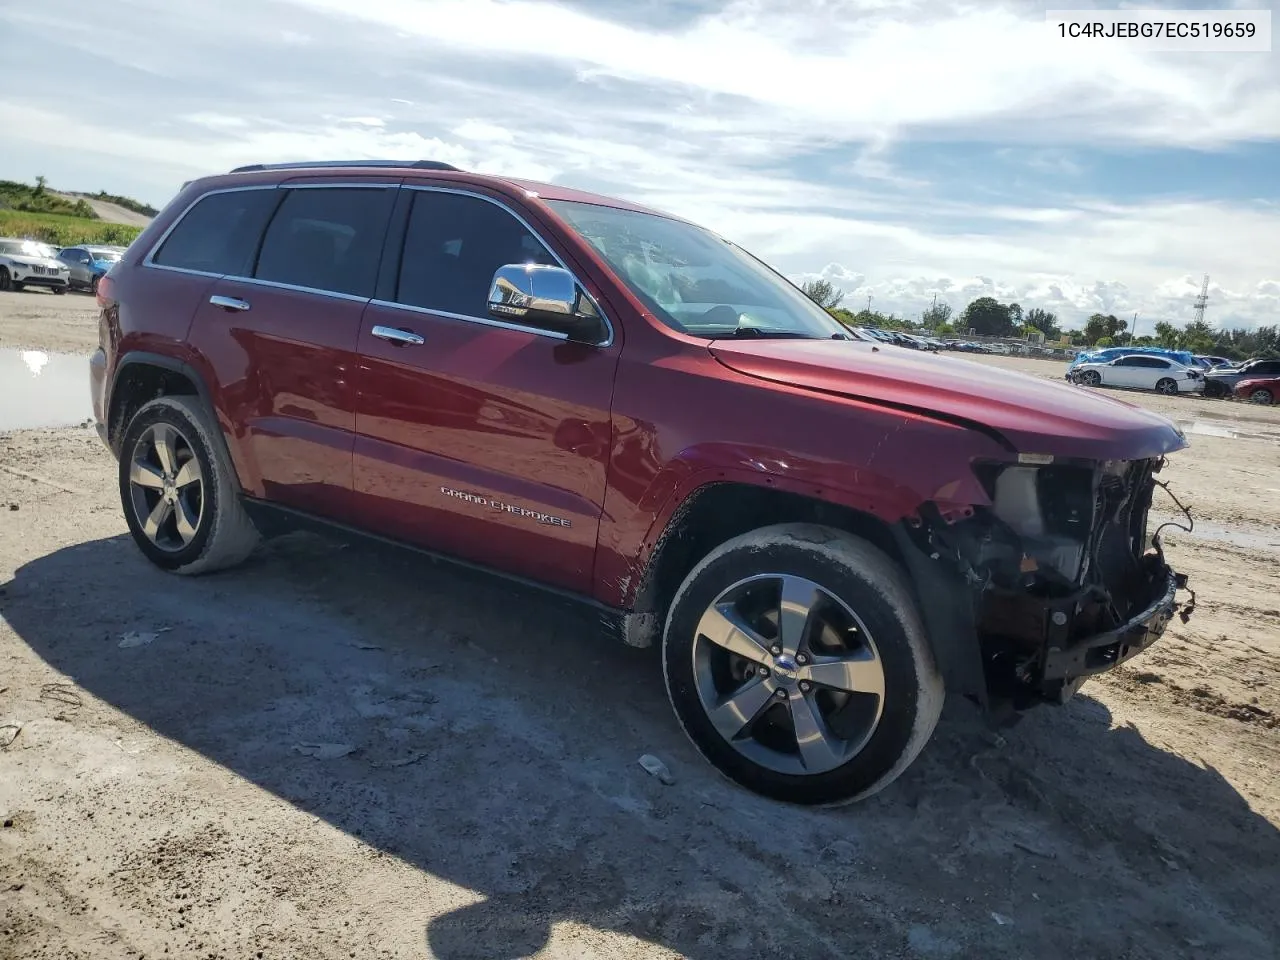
[3,289,1279,960]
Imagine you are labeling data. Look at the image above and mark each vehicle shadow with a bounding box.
[6,532,1279,959]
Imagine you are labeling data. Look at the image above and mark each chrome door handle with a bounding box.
[210,295,251,312]
[371,325,425,346]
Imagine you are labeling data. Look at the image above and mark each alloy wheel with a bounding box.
[1250,389,1274,405]
[690,573,886,776]
[127,422,205,552]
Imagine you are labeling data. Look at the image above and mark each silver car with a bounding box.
[57,244,126,293]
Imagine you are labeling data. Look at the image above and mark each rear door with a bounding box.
[351,186,620,593]
[185,182,397,521]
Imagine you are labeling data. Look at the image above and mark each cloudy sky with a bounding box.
[2,0,1277,331]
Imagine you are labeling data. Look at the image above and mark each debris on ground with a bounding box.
[293,742,357,760]
[638,754,675,785]
[0,722,22,749]
[119,631,158,649]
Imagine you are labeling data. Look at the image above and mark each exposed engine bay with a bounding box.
[912,456,1195,708]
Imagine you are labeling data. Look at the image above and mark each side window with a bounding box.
[60,248,83,263]
[152,189,278,275]
[1257,361,1280,375]
[396,191,557,319]
[1140,358,1170,369]
[1114,357,1140,366]
[254,187,395,298]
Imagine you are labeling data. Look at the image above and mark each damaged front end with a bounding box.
[901,456,1195,710]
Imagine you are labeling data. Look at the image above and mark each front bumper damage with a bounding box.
[898,455,1195,711]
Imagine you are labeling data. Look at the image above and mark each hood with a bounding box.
[708,339,1188,462]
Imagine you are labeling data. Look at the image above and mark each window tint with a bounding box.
[396,191,557,318]
[1256,360,1280,374]
[1136,357,1170,368]
[59,248,84,263]
[254,187,395,298]
[1114,357,1140,366]
[153,189,278,275]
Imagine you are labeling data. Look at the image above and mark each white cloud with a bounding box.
[1,0,1278,331]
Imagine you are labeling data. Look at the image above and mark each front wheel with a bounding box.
[1249,388,1274,405]
[52,285,66,295]
[1079,370,1102,386]
[0,268,10,291]
[662,524,943,806]
[1155,378,1179,395]
[118,395,260,575]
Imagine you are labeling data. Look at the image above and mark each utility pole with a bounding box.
[1193,275,1209,324]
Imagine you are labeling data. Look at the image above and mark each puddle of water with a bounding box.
[1175,418,1280,444]
[0,349,94,431]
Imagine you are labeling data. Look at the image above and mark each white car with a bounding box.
[0,238,70,294]
[1068,353,1204,395]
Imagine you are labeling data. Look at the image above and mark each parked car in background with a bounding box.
[1067,353,1204,395]
[1195,355,1233,369]
[0,237,70,293]
[1068,346,1197,373]
[87,157,1193,806]
[1203,358,1280,398]
[58,244,126,293]
[1234,377,1279,405]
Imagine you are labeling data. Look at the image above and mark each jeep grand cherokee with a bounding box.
[89,159,1193,805]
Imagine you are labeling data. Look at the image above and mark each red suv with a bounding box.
[89,160,1193,805]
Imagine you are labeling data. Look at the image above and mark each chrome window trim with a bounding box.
[279,181,400,190]
[400,184,615,348]
[368,299,569,341]
[229,275,372,303]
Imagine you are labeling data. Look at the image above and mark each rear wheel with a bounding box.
[1156,378,1178,395]
[1248,388,1274,405]
[662,524,943,806]
[118,396,259,575]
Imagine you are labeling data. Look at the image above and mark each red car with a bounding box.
[89,160,1192,805]
[1234,377,1279,405]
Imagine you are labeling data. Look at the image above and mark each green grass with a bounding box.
[0,179,97,218]
[0,209,143,247]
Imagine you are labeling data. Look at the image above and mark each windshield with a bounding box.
[546,200,848,340]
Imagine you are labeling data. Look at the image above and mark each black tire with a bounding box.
[118,395,259,575]
[1080,370,1101,386]
[1204,380,1227,399]
[90,275,100,295]
[662,523,944,806]
[53,285,66,295]
[1155,378,1178,395]
[12,281,24,292]
[0,268,10,291]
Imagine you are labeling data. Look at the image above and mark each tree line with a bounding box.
[800,281,1279,361]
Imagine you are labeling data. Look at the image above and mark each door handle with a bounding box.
[371,325,425,346]
[210,295,251,312]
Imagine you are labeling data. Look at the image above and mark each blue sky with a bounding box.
[1,0,1277,330]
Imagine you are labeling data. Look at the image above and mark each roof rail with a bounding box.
[228,160,461,174]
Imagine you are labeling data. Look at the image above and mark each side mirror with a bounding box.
[487,264,607,344]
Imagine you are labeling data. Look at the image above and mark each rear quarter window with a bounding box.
[151,188,279,276]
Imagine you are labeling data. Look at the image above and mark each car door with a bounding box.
[184,181,397,522]
[352,186,621,593]
[1100,357,1135,386]
[59,247,88,286]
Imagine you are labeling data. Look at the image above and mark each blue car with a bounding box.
[57,244,125,293]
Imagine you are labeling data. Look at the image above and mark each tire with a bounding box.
[118,395,259,575]
[0,268,10,291]
[1155,378,1178,395]
[1248,388,1274,405]
[1204,381,1227,399]
[90,275,100,295]
[12,281,24,292]
[662,523,944,806]
[1080,370,1101,386]
[53,285,66,295]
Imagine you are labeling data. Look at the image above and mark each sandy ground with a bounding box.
[2,292,1279,960]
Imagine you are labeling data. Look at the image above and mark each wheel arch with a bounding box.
[619,480,989,704]
[109,352,242,493]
